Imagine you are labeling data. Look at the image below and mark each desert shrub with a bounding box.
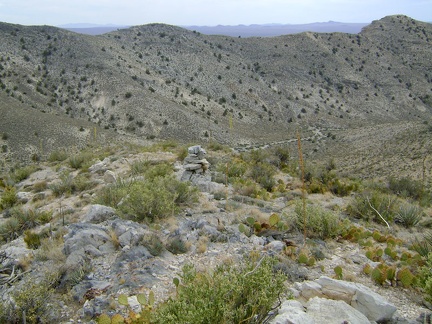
[144,163,173,180]
[165,237,189,254]
[271,146,290,168]
[32,180,48,192]
[248,162,277,192]
[347,190,399,224]
[176,146,188,161]
[153,256,287,323]
[233,178,270,200]
[73,173,96,192]
[23,230,42,249]
[68,151,95,170]
[35,236,66,262]
[94,178,130,207]
[305,166,358,196]
[49,172,74,197]
[107,175,198,222]
[395,203,423,228]
[0,185,18,210]
[0,277,57,323]
[294,202,342,239]
[419,252,432,303]
[60,259,93,288]
[143,234,165,256]
[207,141,229,152]
[48,149,68,162]
[50,172,95,197]
[11,165,38,183]
[130,159,152,175]
[388,177,428,202]
[220,157,247,179]
[0,207,52,243]
[0,217,21,242]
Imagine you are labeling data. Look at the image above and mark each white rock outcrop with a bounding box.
[271,276,397,324]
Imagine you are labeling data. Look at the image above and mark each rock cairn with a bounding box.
[180,145,210,183]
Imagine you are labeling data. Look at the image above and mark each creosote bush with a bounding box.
[96,173,198,223]
[153,256,287,323]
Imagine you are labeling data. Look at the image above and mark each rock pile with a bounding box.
[180,145,210,182]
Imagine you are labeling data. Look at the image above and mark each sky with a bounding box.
[0,0,430,27]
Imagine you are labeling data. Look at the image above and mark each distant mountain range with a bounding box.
[59,21,369,36]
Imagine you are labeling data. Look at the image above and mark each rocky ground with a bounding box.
[0,145,431,323]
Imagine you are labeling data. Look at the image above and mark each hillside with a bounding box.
[0,15,431,169]
[1,13,432,323]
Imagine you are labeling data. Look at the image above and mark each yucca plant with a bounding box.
[395,204,423,228]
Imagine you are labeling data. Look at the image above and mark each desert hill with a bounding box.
[0,15,431,178]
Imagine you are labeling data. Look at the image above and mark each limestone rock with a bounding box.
[103,170,117,183]
[317,276,397,322]
[82,204,117,223]
[270,299,314,324]
[306,296,370,324]
[111,218,148,247]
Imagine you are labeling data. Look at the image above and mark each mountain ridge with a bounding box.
[0,14,431,178]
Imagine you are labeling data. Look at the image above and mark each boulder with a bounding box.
[270,299,314,324]
[291,276,397,322]
[82,204,117,223]
[111,218,148,247]
[103,170,117,183]
[317,276,397,322]
[306,297,370,324]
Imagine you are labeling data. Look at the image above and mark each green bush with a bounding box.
[98,175,198,222]
[388,177,427,202]
[294,202,341,239]
[118,177,176,221]
[248,162,276,192]
[24,230,42,249]
[153,256,287,323]
[143,234,165,256]
[0,185,18,210]
[347,190,399,224]
[0,207,51,243]
[94,178,129,207]
[0,278,57,323]
[48,150,68,162]
[219,157,247,179]
[50,172,96,197]
[233,178,270,200]
[419,252,432,303]
[11,165,38,183]
[68,151,95,170]
[166,237,189,254]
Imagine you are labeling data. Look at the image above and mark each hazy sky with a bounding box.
[0,0,430,27]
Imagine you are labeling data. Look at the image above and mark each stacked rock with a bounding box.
[181,145,210,182]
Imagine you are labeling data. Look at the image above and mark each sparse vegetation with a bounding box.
[0,16,432,322]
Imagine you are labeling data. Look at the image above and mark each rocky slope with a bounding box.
[0,143,431,323]
[0,15,431,164]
